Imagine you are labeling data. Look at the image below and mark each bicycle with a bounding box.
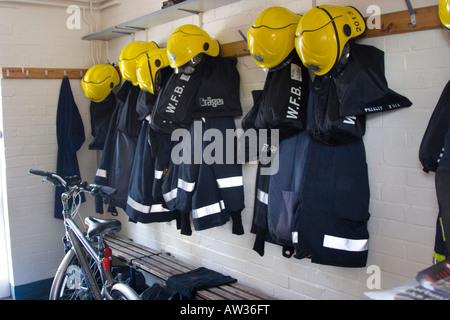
[29,168,141,300]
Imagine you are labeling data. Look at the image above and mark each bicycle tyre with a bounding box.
[49,248,75,300]
[49,247,103,300]
[110,283,142,300]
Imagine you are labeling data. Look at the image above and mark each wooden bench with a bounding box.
[105,235,275,300]
[105,234,160,262]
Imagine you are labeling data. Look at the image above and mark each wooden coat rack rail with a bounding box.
[220,5,442,58]
[1,67,88,80]
[0,5,442,79]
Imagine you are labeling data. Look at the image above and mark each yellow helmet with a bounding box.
[247,7,301,69]
[81,64,120,103]
[439,0,450,30]
[295,5,366,76]
[136,48,170,95]
[119,41,159,85]
[166,24,220,69]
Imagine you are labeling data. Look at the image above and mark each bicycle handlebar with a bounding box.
[29,168,117,198]
[28,168,54,177]
[29,168,67,187]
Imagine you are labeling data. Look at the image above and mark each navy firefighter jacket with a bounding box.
[94,80,141,214]
[154,55,245,235]
[162,117,245,236]
[54,77,85,219]
[125,86,180,224]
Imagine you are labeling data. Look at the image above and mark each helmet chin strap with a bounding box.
[266,50,295,72]
[339,43,351,65]
[327,43,350,77]
[154,71,162,94]
[190,53,204,66]
[174,53,204,74]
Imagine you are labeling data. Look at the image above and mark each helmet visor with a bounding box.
[136,48,170,94]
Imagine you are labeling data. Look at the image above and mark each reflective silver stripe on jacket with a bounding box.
[127,196,170,214]
[216,176,243,188]
[192,200,225,219]
[163,188,177,203]
[96,169,107,178]
[154,170,163,179]
[256,189,268,205]
[177,178,195,192]
[163,179,195,203]
[292,231,298,244]
[323,235,368,252]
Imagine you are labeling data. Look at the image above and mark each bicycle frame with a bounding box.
[50,211,141,300]
[50,187,112,300]
[30,169,141,300]
[63,221,106,300]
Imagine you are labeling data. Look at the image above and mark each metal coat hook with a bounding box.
[237,30,249,53]
[404,0,416,27]
[238,29,247,42]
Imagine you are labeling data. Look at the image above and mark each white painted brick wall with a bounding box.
[0,0,448,300]
[0,4,99,288]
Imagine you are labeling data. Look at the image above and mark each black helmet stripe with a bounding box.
[318,6,340,72]
[145,52,155,90]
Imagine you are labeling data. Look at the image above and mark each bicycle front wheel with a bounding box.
[110,283,142,300]
[49,248,103,300]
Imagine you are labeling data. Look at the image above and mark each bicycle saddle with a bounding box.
[84,216,122,239]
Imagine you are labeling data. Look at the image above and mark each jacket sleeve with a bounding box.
[209,117,245,235]
[174,121,199,235]
[213,162,245,235]
[94,100,120,214]
[151,130,173,203]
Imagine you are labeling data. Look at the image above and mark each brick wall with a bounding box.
[0,3,99,291]
[0,0,448,300]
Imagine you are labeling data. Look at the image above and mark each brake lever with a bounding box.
[44,176,64,187]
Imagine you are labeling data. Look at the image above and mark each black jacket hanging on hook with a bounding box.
[54,77,85,219]
[94,80,141,214]
[434,129,450,261]
[419,80,450,261]
[419,80,450,173]
[88,92,116,150]
[126,85,180,224]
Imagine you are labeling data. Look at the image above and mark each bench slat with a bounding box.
[199,286,245,300]
[105,235,160,262]
[228,283,276,300]
[106,235,160,255]
[133,256,184,280]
